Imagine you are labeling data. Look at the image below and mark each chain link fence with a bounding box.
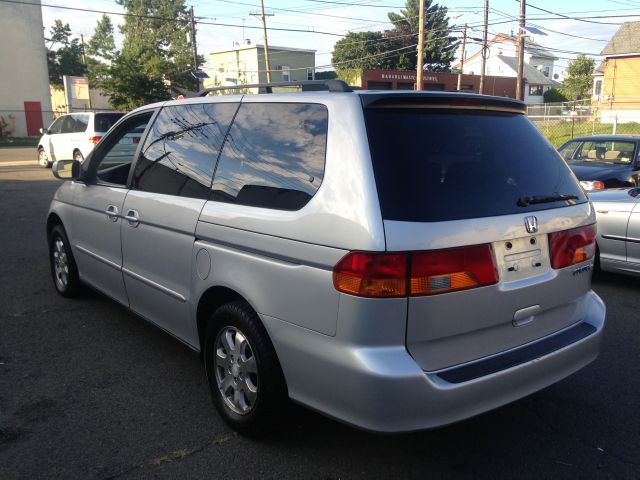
[528,100,640,147]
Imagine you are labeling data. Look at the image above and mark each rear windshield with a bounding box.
[94,113,125,132]
[364,108,587,222]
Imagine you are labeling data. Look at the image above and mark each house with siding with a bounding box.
[593,22,640,123]
[455,33,560,104]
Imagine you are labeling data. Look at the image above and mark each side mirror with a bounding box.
[40,127,48,135]
[52,160,82,181]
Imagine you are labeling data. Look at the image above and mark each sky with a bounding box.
[37,0,640,75]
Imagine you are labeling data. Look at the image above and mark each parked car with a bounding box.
[589,187,640,276]
[558,135,640,190]
[37,112,125,167]
[46,81,605,435]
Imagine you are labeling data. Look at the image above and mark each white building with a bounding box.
[204,43,316,89]
[0,0,53,137]
[456,33,561,104]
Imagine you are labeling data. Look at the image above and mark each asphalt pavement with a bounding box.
[0,162,638,479]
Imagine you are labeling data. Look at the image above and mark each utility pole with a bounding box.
[479,0,489,95]
[516,0,526,100]
[189,6,200,91]
[457,23,467,91]
[251,1,274,83]
[79,33,92,109]
[416,0,425,91]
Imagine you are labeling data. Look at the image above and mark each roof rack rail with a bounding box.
[195,79,353,96]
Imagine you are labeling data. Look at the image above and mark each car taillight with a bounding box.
[89,136,102,144]
[333,245,498,298]
[333,252,407,298]
[549,224,596,269]
[133,136,141,144]
[580,180,605,191]
[410,245,499,295]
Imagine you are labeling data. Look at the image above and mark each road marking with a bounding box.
[0,161,38,167]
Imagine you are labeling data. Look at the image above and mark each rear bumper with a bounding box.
[263,290,605,433]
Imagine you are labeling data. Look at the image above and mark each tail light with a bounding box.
[132,136,141,144]
[580,180,604,191]
[333,245,498,298]
[89,136,102,144]
[549,224,596,269]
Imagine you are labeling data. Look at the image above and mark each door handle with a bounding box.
[105,205,119,222]
[124,209,140,227]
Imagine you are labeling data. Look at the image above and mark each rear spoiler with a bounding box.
[361,92,526,114]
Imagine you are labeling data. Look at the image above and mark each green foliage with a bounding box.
[335,68,363,86]
[332,31,400,75]
[386,0,457,72]
[95,0,204,109]
[562,55,596,100]
[86,15,117,85]
[331,0,457,76]
[46,20,87,87]
[100,53,170,110]
[315,71,337,80]
[543,88,568,103]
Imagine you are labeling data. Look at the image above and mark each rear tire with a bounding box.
[203,301,288,436]
[49,224,82,297]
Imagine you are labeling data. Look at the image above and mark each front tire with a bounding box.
[38,148,50,168]
[49,225,82,297]
[204,301,288,436]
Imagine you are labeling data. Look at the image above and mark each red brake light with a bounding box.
[333,244,498,298]
[333,252,407,298]
[89,135,102,144]
[411,245,499,295]
[549,224,596,269]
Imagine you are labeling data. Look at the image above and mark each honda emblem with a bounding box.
[524,216,538,234]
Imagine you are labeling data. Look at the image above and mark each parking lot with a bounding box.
[0,152,638,479]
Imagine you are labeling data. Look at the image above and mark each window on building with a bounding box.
[594,79,603,96]
[282,66,291,82]
[528,85,544,96]
[211,103,328,210]
[543,66,550,77]
[133,102,239,199]
[307,68,314,81]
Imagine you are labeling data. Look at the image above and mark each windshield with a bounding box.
[560,140,636,165]
[364,108,587,222]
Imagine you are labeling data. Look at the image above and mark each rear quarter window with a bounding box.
[364,108,587,222]
[211,102,328,210]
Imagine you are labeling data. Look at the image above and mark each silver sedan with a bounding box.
[590,187,640,275]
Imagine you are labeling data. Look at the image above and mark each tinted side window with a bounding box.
[211,103,328,210]
[133,103,238,199]
[94,113,125,132]
[72,114,90,133]
[60,116,76,134]
[48,116,64,134]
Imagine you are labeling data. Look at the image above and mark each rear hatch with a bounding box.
[363,93,594,372]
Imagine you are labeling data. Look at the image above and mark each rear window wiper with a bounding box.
[517,194,579,207]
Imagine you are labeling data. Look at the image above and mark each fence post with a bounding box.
[613,115,617,135]
[571,117,575,139]
[592,114,596,135]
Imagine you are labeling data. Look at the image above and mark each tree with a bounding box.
[562,55,595,100]
[46,20,87,87]
[386,0,458,72]
[544,88,568,103]
[86,15,117,84]
[97,0,203,109]
[332,31,401,75]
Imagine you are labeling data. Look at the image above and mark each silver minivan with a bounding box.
[47,81,605,435]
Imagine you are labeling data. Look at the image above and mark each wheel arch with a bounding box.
[46,212,63,238]
[196,285,251,352]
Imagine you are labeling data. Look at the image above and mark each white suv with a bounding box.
[37,112,124,167]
